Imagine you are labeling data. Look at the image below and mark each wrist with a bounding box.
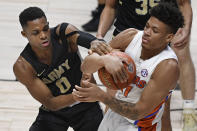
[184,25,192,32]
[100,55,111,67]
[100,91,113,104]
[96,33,104,39]
[99,55,107,68]
[97,38,106,42]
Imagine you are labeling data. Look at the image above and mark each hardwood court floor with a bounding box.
[0,0,197,131]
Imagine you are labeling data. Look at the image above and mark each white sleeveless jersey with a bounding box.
[115,31,178,127]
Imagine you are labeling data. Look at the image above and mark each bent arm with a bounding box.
[96,0,116,39]
[108,28,138,50]
[100,59,179,120]
[13,56,76,111]
[81,28,138,73]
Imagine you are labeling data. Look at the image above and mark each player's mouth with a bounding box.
[142,36,149,44]
[42,41,50,47]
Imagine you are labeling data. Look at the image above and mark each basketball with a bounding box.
[98,51,136,90]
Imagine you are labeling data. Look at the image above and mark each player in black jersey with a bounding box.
[13,7,111,131]
[96,0,196,130]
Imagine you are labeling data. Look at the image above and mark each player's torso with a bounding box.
[116,31,177,103]
[114,0,177,31]
[21,28,82,97]
[115,31,177,126]
[39,49,82,97]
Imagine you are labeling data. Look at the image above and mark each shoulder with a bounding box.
[13,56,36,85]
[159,59,178,71]
[53,23,79,51]
[109,28,138,51]
[55,23,79,37]
[152,59,179,81]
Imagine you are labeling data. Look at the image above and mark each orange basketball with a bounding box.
[98,51,136,90]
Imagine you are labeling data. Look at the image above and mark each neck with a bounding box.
[140,46,167,60]
[32,44,52,65]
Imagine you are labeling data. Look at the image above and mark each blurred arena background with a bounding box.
[0,0,196,130]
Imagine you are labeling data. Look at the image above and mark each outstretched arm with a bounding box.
[55,23,111,55]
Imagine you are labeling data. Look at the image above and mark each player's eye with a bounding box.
[153,28,159,33]
[43,25,49,32]
[32,30,39,35]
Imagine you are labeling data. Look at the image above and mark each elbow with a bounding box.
[121,104,146,120]
[178,0,191,9]
[131,104,149,120]
[42,99,61,111]
[49,104,61,111]
[44,103,60,111]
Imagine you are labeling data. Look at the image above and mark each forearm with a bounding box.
[96,5,116,38]
[64,24,97,49]
[177,0,193,30]
[76,31,97,49]
[81,54,104,73]
[46,94,76,111]
[100,94,142,120]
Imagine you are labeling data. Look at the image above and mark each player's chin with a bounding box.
[141,42,149,49]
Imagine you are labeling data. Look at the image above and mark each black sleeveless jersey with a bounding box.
[21,23,82,97]
[20,23,101,116]
[114,0,178,31]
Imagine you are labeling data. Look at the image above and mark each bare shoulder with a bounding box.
[54,23,79,52]
[159,59,179,72]
[120,28,138,35]
[55,23,79,37]
[13,56,36,85]
[109,28,138,51]
[152,59,179,88]
[65,24,79,34]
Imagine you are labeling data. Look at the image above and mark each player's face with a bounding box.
[142,16,173,51]
[21,17,51,50]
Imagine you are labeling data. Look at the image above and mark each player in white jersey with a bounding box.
[72,3,184,131]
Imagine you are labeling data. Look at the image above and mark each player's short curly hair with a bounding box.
[19,7,46,28]
[150,2,184,34]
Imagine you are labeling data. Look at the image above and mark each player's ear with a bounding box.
[21,30,27,38]
[166,33,174,44]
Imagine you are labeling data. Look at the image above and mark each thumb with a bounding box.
[173,28,184,45]
[175,28,182,36]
